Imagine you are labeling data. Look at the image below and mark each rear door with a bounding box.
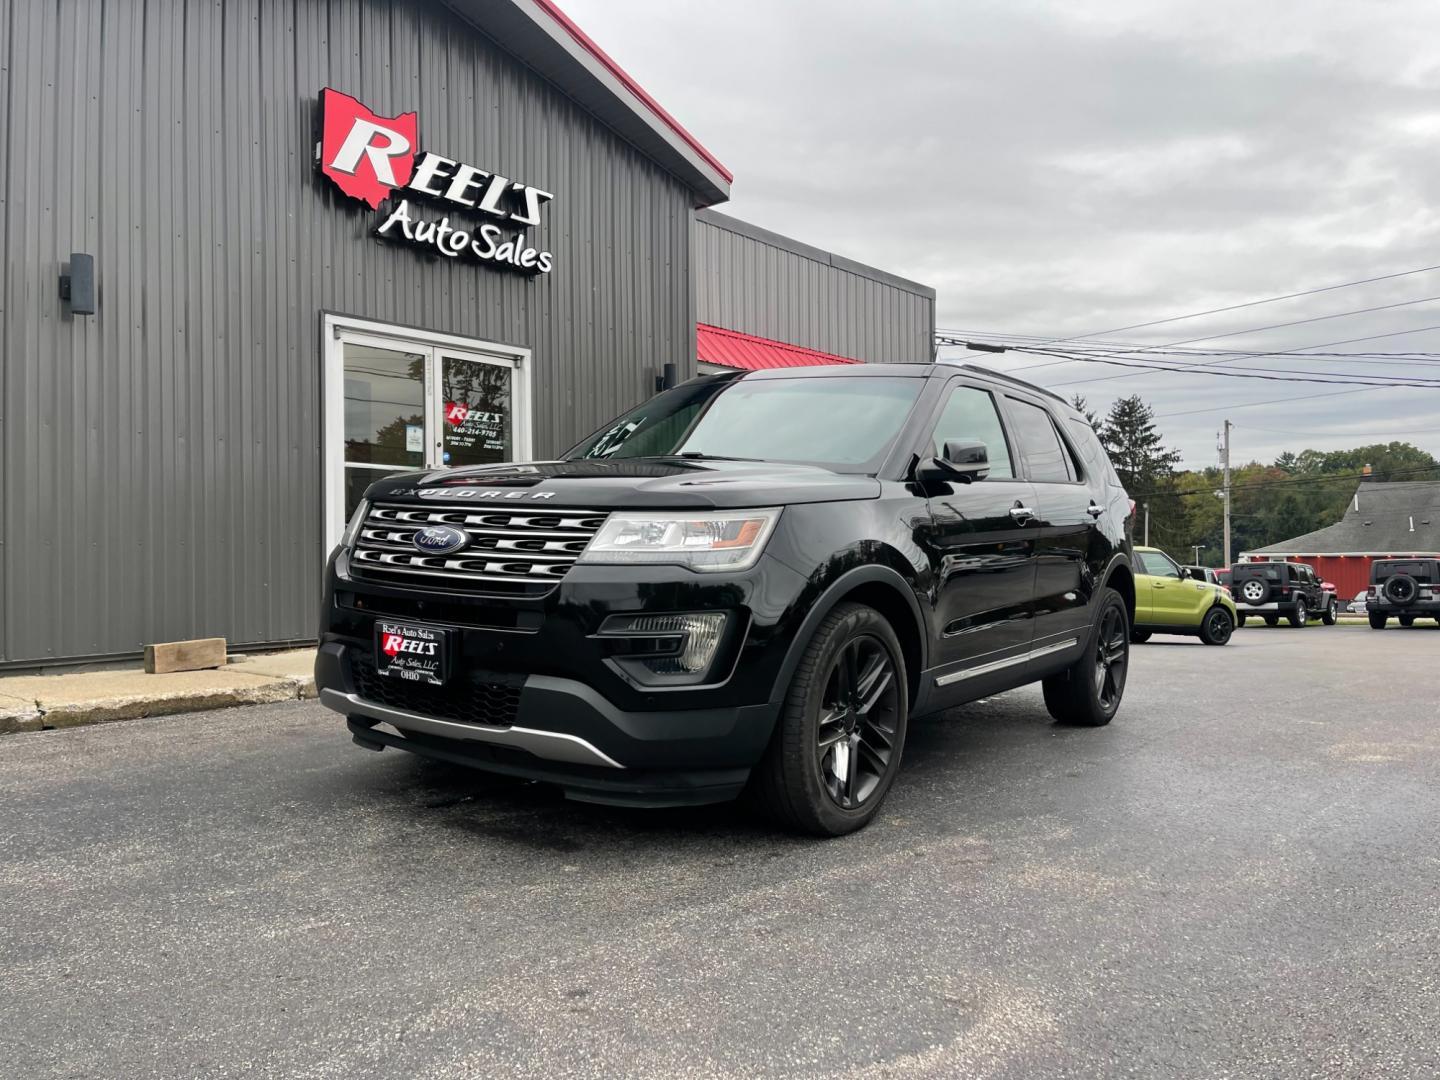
[916,380,1039,688]
[1002,395,1094,651]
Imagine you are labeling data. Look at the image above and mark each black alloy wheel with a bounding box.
[1200,606,1234,646]
[1384,575,1418,605]
[815,635,902,811]
[750,602,909,836]
[1043,588,1128,727]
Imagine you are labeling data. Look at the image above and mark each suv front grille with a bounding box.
[348,652,523,728]
[350,502,608,596]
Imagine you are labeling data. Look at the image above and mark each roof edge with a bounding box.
[696,208,936,299]
[450,0,731,205]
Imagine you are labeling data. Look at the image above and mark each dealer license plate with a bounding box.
[374,621,448,686]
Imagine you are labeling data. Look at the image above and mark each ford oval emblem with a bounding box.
[412,525,470,556]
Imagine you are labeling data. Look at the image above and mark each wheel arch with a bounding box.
[768,565,928,711]
[1103,557,1136,626]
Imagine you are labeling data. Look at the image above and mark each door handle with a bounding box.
[1087,502,1104,518]
[1009,505,1035,524]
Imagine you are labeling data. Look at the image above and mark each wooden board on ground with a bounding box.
[144,638,228,675]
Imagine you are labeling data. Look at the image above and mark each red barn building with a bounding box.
[1241,481,1440,598]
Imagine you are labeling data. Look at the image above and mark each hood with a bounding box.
[364,458,880,509]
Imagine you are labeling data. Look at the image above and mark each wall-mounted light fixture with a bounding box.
[59,253,96,315]
[653,362,677,393]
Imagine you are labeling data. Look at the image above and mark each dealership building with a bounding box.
[0,0,934,668]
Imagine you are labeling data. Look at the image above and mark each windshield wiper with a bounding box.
[675,452,763,462]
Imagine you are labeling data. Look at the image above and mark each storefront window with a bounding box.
[441,355,512,467]
[343,344,425,467]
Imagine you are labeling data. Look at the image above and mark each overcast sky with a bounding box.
[562,0,1440,469]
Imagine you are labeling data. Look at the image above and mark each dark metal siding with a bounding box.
[694,211,934,365]
[0,0,695,664]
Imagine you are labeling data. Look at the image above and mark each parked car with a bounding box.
[1182,565,1219,585]
[1230,560,1337,627]
[1347,590,1369,614]
[316,363,1136,835]
[1134,548,1237,645]
[1365,558,1440,628]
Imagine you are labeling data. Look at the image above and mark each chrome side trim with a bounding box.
[320,688,624,769]
[934,637,1079,687]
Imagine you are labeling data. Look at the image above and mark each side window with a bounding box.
[928,385,1014,479]
[1006,398,1075,483]
[1138,551,1181,578]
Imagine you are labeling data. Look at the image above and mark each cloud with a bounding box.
[560,0,1440,464]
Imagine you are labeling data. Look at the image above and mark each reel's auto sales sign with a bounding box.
[317,88,555,274]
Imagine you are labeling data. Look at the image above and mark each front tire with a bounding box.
[1399,614,1415,627]
[1369,611,1387,629]
[1321,599,1338,626]
[1199,606,1234,646]
[1264,615,1279,627]
[750,602,908,836]
[1131,628,1152,644]
[1043,589,1128,727]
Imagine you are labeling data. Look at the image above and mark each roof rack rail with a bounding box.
[942,361,1071,407]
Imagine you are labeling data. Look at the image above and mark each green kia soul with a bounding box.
[1131,546,1238,646]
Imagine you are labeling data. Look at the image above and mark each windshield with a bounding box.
[565,374,924,472]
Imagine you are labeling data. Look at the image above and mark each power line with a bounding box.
[1239,422,1440,438]
[1001,347,1440,388]
[992,260,1440,349]
[1154,384,1393,418]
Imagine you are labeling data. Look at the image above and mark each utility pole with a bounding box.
[1221,420,1232,568]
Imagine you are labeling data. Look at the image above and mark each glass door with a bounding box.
[323,318,531,552]
[439,353,515,468]
[340,338,428,521]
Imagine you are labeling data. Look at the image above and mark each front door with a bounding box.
[323,317,531,551]
[917,381,1039,687]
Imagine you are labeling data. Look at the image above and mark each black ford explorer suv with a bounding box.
[1366,558,1440,628]
[1230,560,1335,627]
[317,364,1135,835]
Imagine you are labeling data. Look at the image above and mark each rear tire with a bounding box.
[750,602,908,837]
[1399,614,1415,627]
[1043,589,1128,727]
[1287,598,1309,628]
[1264,616,1279,627]
[1368,611,1387,629]
[1199,606,1234,646]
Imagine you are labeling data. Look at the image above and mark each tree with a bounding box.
[1099,395,1182,492]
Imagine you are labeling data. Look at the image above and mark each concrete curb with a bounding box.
[0,652,318,734]
[34,676,317,730]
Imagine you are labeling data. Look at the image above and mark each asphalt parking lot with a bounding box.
[2,624,1437,1079]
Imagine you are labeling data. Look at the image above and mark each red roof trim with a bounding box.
[697,323,862,371]
[531,0,734,184]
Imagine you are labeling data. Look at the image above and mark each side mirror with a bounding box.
[917,439,990,484]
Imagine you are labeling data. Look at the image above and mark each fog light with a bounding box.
[597,612,729,683]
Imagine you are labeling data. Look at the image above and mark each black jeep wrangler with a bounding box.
[316,364,1135,835]
[1366,558,1440,628]
[1230,560,1335,627]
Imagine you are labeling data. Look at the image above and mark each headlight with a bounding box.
[578,509,781,572]
[341,499,370,550]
